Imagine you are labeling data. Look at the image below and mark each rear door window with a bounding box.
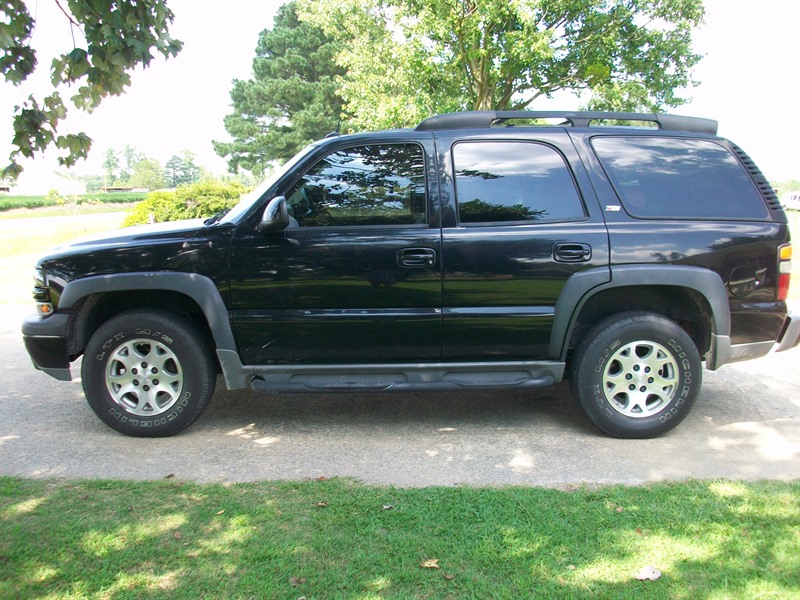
[452,141,585,224]
[591,137,768,219]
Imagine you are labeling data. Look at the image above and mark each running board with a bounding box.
[249,361,565,394]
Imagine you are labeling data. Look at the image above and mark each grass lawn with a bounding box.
[1,477,798,599]
[0,208,131,305]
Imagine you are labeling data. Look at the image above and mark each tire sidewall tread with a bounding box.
[571,312,702,439]
[81,309,215,437]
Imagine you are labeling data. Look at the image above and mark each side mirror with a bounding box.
[258,196,289,232]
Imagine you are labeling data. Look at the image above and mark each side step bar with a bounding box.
[249,361,565,394]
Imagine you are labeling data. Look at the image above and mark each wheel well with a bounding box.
[67,290,217,364]
[568,285,714,358]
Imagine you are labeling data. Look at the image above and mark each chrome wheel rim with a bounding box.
[602,340,678,418]
[105,338,183,416]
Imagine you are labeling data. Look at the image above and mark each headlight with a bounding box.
[33,268,48,288]
[33,268,53,315]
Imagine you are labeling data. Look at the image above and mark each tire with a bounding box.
[81,309,216,437]
[570,312,701,439]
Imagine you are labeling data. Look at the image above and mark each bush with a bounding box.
[123,181,250,226]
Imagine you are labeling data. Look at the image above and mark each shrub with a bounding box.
[123,181,250,226]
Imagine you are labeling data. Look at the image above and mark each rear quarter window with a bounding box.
[591,136,768,220]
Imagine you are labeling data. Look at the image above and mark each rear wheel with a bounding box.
[82,309,215,436]
[570,312,701,438]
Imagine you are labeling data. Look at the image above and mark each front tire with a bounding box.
[82,309,216,437]
[570,312,701,438]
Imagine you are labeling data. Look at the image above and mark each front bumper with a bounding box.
[21,313,72,381]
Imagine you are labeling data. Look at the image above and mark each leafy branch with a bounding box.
[1,0,183,179]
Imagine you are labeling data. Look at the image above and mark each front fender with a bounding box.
[58,271,237,352]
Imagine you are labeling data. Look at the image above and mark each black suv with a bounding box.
[22,111,800,438]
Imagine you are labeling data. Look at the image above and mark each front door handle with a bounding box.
[554,243,592,262]
[397,247,437,268]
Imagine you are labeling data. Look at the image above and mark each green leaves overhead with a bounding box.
[298,0,705,130]
[2,0,183,179]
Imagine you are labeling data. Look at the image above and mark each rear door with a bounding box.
[439,131,609,360]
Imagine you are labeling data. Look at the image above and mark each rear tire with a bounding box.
[570,312,701,438]
[82,309,215,437]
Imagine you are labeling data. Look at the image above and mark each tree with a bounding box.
[1,0,182,179]
[128,156,165,190]
[213,1,346,175]
[101,148,120,186]
[164,149,200,187]
[297,0,705,130]
[118,144,144,184]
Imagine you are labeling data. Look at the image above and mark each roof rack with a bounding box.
[415,110,718,135]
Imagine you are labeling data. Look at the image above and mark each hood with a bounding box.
[40,218,209,260]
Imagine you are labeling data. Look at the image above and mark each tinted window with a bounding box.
[286,144,426,227]
[592,137,768,219]
[453,141,584,224]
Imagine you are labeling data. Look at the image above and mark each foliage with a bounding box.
[773,179,800,194]
[164,150,201,187]
[127,157,165,190]
[297,0,705,130]
[123,180,249,225]
[213,1,346,175]
[99,145,169,189]
[1,477,799,598]
[1,0,182,179]
[0,191,146,212]
[101,147,120,185]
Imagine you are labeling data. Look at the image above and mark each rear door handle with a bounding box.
[397,247,437,268]
[554,243,592,262]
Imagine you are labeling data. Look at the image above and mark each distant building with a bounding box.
[101,186,150,193]
[7,167,87,196]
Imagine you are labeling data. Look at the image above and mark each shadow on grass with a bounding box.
[1,478,798,598]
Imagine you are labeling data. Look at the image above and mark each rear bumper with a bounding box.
[709,310,800,369]
[21,313,73,381]
[775,310,800,352]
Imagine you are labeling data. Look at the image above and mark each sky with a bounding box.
[1,0,799,190]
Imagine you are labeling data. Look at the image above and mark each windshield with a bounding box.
[219,142,319,224]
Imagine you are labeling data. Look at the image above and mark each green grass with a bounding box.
[1,477,797,598]
[0,210,130,304]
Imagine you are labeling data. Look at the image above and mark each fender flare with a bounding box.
[60,271,237,354]
[549,265,730,360]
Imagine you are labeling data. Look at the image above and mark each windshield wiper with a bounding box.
[204,208,231,226]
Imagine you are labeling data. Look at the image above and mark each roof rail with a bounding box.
[415,111,718,135]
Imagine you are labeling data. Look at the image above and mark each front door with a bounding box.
[229,140,442,365]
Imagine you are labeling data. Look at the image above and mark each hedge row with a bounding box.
[0,192,147,212]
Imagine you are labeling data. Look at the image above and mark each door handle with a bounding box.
[397,247,437,268]
[554,243,592,262]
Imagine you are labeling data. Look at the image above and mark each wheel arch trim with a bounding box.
[60,272,237,353]
[550,265,730,360]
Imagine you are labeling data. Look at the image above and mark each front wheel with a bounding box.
[82,309,216,437]
[570,312,702,438]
